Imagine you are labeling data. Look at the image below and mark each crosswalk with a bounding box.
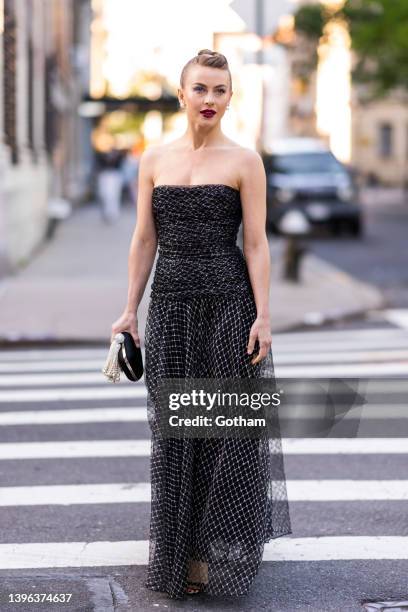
[0,325,407,578]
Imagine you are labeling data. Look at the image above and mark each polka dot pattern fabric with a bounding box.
[144,184,292,599]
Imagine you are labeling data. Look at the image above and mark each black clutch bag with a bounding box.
[102,331,144,383]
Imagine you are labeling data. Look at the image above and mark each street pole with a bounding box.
[255,0,264,153]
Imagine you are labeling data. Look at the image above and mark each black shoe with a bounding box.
[185,581,204,594]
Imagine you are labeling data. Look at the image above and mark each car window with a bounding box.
[268,152,344,174]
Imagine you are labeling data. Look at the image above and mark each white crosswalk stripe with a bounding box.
[0,403,406,426]
[0,440,151,460]
[2,376,408,402]
[0,438,407,460]
[382,308,408,330]
[0,537,408,569]
[0,372,138,386]
[0,348,407,372]
[0,325,407,575]
[0,479,408,507]
[0,386,145,402]
[0,359,111,372]
[0,407,147,425]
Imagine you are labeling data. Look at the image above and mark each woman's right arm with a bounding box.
[110,147,158,345]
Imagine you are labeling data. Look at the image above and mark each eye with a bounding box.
[193,86,226,94]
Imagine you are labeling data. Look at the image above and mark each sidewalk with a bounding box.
[0,201,385,346]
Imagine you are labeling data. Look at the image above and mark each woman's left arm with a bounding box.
[239,149,272,365]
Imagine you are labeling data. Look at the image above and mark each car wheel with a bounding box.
[330,221,341,237]
[349,219,362,237]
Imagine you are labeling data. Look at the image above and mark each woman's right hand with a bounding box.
[111,310,140,347]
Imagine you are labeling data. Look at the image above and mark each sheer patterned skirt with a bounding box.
[143,290,292,600]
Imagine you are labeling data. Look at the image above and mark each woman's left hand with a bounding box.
[247,315,272,365]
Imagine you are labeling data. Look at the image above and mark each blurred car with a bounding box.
[262,138,363,237]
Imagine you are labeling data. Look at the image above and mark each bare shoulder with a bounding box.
[221,139,262,166]
[235,145,263,165]
[140,143,163,164]
[233,146,265,188]
[138,144,166,182]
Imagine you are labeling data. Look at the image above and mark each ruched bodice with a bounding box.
[150,184,252,297]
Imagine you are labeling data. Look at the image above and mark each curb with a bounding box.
[0,303,386,348]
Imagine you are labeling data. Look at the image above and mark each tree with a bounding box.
[294,0,408,99]
[341,0,408,97]
[294,3,325,41]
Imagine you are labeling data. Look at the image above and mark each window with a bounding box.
[378,122,393,158]
[269,152,344,175]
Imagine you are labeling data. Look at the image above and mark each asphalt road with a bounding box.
[0,318,407,611]
[308,187,408,309]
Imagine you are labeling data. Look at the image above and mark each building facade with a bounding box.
[0,0,91,276]
[351,88,408,186]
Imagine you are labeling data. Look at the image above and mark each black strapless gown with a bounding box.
[144,184,292,600]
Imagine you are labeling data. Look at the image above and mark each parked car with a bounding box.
[262,138,363,237]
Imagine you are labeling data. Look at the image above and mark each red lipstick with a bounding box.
[200,110,216,118]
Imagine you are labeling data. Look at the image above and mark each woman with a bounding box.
[110,49,292,600]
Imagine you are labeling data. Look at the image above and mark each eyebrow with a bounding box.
[192,82,227,88]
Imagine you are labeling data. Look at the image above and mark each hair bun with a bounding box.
[180,50,231,88]
[197,49,215,56]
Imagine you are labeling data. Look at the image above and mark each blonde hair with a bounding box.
[180,49,232,90]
